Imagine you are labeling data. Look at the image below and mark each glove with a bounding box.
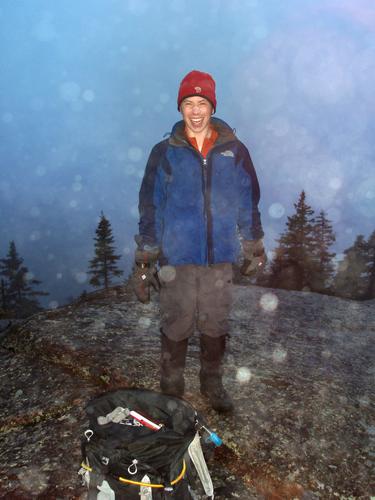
[131,248,160,303]
[240,239,267,276]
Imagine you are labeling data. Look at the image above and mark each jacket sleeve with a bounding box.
[236,142,264,241]
[136,142,168,251]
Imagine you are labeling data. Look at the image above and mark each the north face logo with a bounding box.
[221,150,235,157]
[194,86,202,93]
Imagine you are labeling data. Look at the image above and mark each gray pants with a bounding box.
[159,263,233,341]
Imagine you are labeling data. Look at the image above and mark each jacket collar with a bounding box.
[169,117,236,148]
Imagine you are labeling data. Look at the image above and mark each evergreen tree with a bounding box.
[0,241,48,316]
[310,210,336,293]
[88,212,123,289]
[333,235,369,299]
[269,191,316,290]
[364,230,375,299]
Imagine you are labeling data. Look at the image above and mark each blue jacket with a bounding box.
[137,117,264,266]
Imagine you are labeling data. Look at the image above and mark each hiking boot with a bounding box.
[199,334,233,413]
[160,374,185,397]
[200,376,234,413]
[160,332,188,398]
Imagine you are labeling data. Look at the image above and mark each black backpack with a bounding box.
[79,389,217,499]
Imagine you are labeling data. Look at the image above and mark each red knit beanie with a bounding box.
[177,70,216,112]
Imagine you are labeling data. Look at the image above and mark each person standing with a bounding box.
[133,70,265,413]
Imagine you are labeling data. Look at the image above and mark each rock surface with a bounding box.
[0,284,374,499]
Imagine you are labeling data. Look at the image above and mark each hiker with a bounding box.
[133,70,265,412]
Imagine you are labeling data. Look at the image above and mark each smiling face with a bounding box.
[180,95,213,139]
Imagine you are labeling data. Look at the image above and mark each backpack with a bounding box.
[78,388,218,499]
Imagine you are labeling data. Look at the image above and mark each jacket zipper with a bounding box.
[201,156,214,265]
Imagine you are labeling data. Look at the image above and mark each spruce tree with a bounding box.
[365,230,375,299]
[310,211,336,293]
[333,235,369,299]
[0,240,48,316]
[269,191,316,290]
[88,212,123,289]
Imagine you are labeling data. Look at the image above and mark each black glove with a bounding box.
[240,239,267,276]
[131,248,160,303]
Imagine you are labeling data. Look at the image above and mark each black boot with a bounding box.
[200,334,234,413]
[160,332,188,397]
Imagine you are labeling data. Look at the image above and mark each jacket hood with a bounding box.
[169,117,236,147]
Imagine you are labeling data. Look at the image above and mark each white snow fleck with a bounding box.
[32,14,57,42]
[59,81,81,102]
[30,231,41,241]
[328,177,342,190]
[82,89,95,102]
[56,273,63,280]
[268,202,285,219]
[49,300,59,309]
[132,106,143,117]
[236,367,252,384]
[128,147,143,162]
[138,317,151,328]
[2,112,13,123]
[36,166,47,176]
[25,272,35,282]
[74,271,87,284]
[30,207,41,217]
[272,347,287,363]
[18,466,48,494]
[158,265,176,283]
[259,293,279,312]
[215,279,224,289]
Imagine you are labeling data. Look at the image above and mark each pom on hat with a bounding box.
[177,70,216,112]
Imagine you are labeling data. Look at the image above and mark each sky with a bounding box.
[0,0,374,308]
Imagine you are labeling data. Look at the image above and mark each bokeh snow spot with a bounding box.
[36,166,46,176]
[49,300,59,309]
[69,200,78,208]
[260,293,278,312]
[128,147,143,162]
[25,272,35,282]
[30,207,41,217]
[30,231,41,242]
[82,89,95,102]
[268,203,285,219]
[159,265,176,283]
[2,112,14,123]
[72,182,82,192]
[32,14,57,42]
[215,279,224,289]
[132,106,143,117]
[138,316,151,328]
[272,347,287,363]
[74,271,87,284]
[59,81,81,102]
[236,367,252,384]
[328,177,342,190]
[56,273,63,280]
[18,466,48,494]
